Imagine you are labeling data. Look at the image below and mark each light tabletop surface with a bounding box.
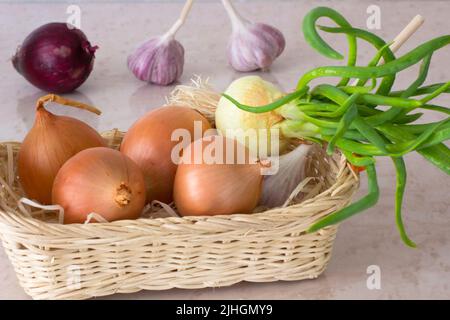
[0,0,449,299]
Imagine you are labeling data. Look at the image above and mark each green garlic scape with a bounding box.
[221,7,450,247]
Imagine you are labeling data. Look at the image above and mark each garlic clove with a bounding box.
[222,0,286,72]
[128,36,184,86]
[228,23,286,72]
[256,23,286,58]
[127,0,193,86]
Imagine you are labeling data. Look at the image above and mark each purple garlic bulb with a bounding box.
[127,0,193,85]
[222,0,286,72]
[128,36,184,86]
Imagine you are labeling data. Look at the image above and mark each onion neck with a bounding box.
[35,94,101,115]
[35,105,52,120]
[82,41,99,56]
[274,102,321,140]
[277,119,321,141]
[115,182,132,207]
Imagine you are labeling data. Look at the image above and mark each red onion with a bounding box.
[12,23,98,93]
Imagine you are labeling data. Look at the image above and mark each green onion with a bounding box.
[221,6,450,247]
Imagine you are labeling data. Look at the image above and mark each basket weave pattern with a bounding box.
[0,128,358,300]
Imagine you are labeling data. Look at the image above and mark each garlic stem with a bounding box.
[163,0,194,40]
[36,94,101,115]
[222,0,248,30]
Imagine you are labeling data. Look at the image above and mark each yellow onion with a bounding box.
[174,135,264,216]
[120,105,212,203]
[52,147,146,224]
[18,94,105,204]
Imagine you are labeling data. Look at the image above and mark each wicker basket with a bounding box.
[0,109,359,299]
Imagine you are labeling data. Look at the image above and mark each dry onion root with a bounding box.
[166,75,221,125]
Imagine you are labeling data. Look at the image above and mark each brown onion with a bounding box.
[120,106,212,203]
[52,147,146,224]
[174,135,264,216]
[18,94,106,204]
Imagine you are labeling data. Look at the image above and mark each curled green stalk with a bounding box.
[395,113,423,124]
[221,86,308,113]
[328,118,450,157]
[415,124,450,149]
[304,89,360,117]
[390,83,450,97]
[298,102,378,117]
[311,83,350,105]
[278,104,341,128]
[315,25,396,95]
[391,157,416,248]
[308,164,380,232]
[417,144,450,175]
[296,35,450,90]
[356,41,394,88]
[326,94,359,154]
[380,124,450,174]
[309,84,423,118]
[321,128,368,141]
[420,81,450,103]
[361,54,434,126]
[389,54,434,123]
[382,120,450,135]
[302,6,357,86]
[353,116,388,154]
[339,78,377,94]
[358,94,423,108]
[420,104,450,115]
[297,102,338,113]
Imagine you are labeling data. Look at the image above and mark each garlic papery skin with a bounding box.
[215,75,289,157]
[127,0,193,85]
[259,143,313,208]
[222,0,286,72]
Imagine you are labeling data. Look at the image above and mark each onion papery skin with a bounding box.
[12,22,97,93]
[18,108,106,204]
[120,106,212,204]
[52,147,146,224]
[174,135,263,216]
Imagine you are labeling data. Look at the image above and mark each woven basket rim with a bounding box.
[0,191,339,228]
